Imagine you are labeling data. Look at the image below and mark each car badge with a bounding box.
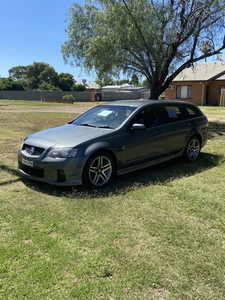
[29,147,35,155]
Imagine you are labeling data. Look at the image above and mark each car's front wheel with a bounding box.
[83,152,115,188]
[185,136,201,162]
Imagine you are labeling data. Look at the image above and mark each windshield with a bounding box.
[72,105,136,128]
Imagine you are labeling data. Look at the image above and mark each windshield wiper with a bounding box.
[97,125,114,129]
[78,123,96,128]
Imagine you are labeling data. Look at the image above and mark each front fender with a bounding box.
[85,141,112,157]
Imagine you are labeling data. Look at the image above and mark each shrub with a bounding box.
[63,94,75,102]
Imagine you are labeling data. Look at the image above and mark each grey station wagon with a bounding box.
[18,100,208,188]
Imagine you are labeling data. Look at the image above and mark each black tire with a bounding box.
[184,136,201,162]
[83,152,114,188]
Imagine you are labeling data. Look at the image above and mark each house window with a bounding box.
[176,86,192,99]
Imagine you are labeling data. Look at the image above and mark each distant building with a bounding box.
[102,83,150,99]
[165,61,225,106]
[76,79,101,92]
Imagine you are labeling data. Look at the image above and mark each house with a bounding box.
[76,79,101,92]
[164,61,225,106]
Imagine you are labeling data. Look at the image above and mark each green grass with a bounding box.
[1,103,225,299]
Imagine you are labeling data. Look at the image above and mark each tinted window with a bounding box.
[157,104,187,125]
[133,107,158,128]
[185,105,201,118]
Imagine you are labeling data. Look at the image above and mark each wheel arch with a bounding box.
[187,132,203,149]
[84,143,118,172]
[82,148,117,188]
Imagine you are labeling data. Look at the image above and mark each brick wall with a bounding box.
[207,81,222,106]
[165,81,203,105]
[165,80,225,106]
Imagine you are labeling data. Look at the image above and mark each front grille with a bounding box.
[23,144,45,156]
[21,165,44,178]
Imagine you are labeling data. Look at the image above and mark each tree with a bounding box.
[61,0,225,99]
[72,83,86,91]
[58,72,75,91]
[95,75,115,87]
[8,66,27,81]
[131,74,139,86]
[26,62,58,90]
[37,82,62,91]
[0,78,24,91]
[199,40,214,61]
[8,64,77,91]
[8,66,28,89]
[115,79,130,85]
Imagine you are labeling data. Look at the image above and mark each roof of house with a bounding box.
[76,81,101,89]
[173,61,225,82]
[102,83,147,92]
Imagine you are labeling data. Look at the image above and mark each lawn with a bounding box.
[1,101,225,299]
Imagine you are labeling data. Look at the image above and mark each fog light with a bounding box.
[57,170,66,182]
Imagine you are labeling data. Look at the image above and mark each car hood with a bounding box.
[24,124,113,148]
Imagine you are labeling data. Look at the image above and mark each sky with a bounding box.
[0,0,95,81]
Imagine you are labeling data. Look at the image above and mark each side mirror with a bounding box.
[131,123,146,131]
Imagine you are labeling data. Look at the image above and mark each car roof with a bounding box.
[101,99,197,108]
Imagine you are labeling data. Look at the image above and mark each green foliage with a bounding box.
[131,74,139,86]
[95,76,115,87]
[62,0,225,99]
[62,94,75,101]
[7,63,76,91]
[26,62,59,90]
[58,72,75,91]
[199,40,214,62]
[142,78,151,88]
[8,65,27,81]
[72,83,86,91]
[37,82,62,91]
[0,77,24,91]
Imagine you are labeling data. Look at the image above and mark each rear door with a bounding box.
[155,103,191,156]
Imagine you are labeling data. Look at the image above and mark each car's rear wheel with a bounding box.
[185,136,201,162]
[83,152,114,188]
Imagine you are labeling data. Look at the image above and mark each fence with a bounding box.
[0,90,149,102]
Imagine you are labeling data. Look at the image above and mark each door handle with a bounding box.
[116,146,125,151]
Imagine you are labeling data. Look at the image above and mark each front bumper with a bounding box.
[18,151,86,186]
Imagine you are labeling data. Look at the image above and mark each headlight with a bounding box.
[47,147,78,159]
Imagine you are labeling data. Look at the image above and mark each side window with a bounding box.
[132,107,158,128]
[157,105,186,125]
[185,105,201,118]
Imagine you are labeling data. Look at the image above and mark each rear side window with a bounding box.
[157,104,187,125]
[185,105,201,118]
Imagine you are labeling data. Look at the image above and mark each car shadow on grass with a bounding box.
[20,151,225,199]
[0,164,21,186]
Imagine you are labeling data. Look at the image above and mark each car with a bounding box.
[18,99,208,188]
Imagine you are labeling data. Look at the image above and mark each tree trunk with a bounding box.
[149,85,161,100]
